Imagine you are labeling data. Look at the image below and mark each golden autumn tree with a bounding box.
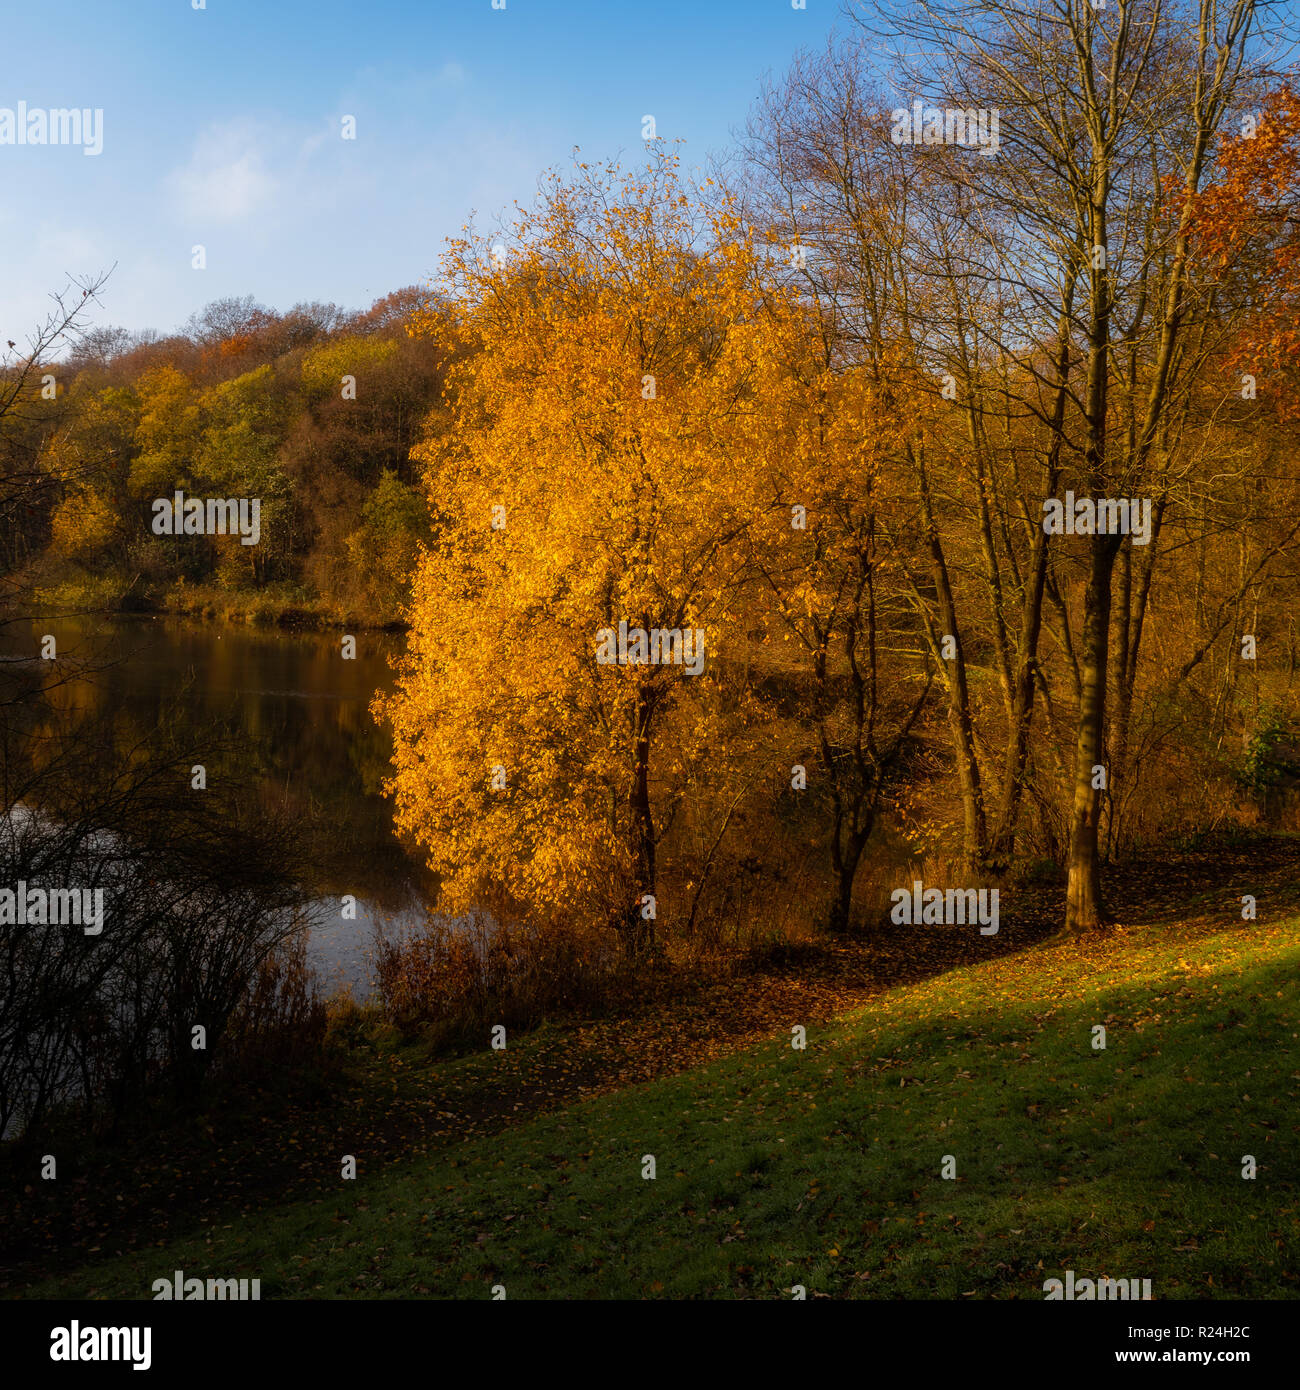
[1193,85,1300,416]
[378,151,805,957]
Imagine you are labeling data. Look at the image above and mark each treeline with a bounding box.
[4,286,448,625]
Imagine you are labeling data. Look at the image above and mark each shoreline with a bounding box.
[2,589,410,635]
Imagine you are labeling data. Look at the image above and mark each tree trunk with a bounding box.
[828,821,871,934]
[1062,143,1115,935]
[989,274,1074,867]
[624,682,658,958]
[989,519,1050,867]
[1064,536,1121,933]
[918,460,987,868]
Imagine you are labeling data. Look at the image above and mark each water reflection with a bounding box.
[0,614,431,995]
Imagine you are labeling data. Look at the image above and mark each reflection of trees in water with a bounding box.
[0,616,422,908]
[0,691,322,1141]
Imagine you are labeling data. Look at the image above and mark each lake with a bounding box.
[0,613,432,997]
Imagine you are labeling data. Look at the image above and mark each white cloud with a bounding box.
[169,122,277,224]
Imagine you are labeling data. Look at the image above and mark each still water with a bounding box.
[0,614,431,997]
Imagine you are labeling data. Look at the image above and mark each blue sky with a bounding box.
[0,0,852,342]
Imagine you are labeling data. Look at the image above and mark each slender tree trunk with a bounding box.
[989,270,1076,867]
[625,683,658,957]
[918,461,987,868]
[990,516,1051,866]
[1062,128,1116,934]
[1108,543,1133,858]
[1064,535,1121,932]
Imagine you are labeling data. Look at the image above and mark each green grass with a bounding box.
[28,918,1300,1299]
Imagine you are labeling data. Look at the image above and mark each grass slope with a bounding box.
[30,917,1300,1300]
